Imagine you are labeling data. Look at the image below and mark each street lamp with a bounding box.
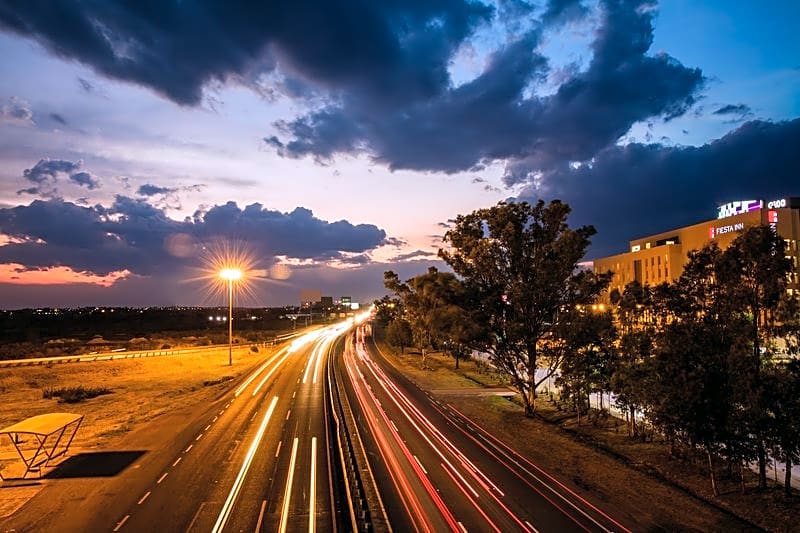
[219,268,242,365]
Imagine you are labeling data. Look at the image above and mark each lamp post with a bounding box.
[219,268,242,366]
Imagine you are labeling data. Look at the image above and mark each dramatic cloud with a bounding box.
[271,0,704,181]
[0,197,388,276]
[137,184,177,196]
[713,103,751,116]
[17,159,100,198]
[516,118,800,257]
[69,172,100,190]
[0,96,33,124]
[541,0,589,27]
[0,0,492,106]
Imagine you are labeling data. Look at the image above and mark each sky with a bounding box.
[0,0,798,309]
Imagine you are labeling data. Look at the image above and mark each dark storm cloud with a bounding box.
[541,0,588,26]
[271,0,704,179]
[713,104,751,116]
[137,184,177,196]
[515,118,800,258]
[0,0,492,106]
[17,158,100,198]
[68,171,100,190]
[0,197,388,276]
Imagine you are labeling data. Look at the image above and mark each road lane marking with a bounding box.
[137,491,151,505]
[185,444,193,453]
[309,436,317,533]
[255,500,267,533]
[389,420,398,432]
[157,472,168,484]
[205,424,211,431]
[525,520,539,533]
[286,409,291,420]
[292,391,296,399]
[457,522,467,533]
[213,416,218,422]
[172,457,182,467]
[276,440,282,457]
[196,433,203,441]
[113,514,130,531]
[278,437,300,533]
[413,455,428,475]
[212,396,279,533]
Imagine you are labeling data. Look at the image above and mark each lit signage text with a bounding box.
[717,200,761,219]
[767,198,787,209]
[709,222,744,239]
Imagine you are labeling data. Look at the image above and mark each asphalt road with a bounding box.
[0,324,350,533]
[337,324,633,532]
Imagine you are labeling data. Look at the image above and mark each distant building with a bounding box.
[340,296,351,307]
[593,196,800,300]
[300,289,322,308]
[320,296,333,309]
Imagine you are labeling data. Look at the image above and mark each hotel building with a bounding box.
[593,196,800,299]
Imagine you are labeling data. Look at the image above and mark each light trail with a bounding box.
[344,339,459,532]
[309,436,317,533]
[236,348,288,396]
[278,437,300,533]
[212,396,279,533]
[252,350,292,396]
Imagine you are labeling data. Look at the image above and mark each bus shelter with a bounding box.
[0,413,83,479]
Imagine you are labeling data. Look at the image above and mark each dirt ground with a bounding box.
[379,344,799,533]
[0,344,274,478]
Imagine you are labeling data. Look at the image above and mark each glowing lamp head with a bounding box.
[219,268,242,281]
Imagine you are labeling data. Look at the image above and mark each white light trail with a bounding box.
[212,396,279,533]
[279,437,300,533]
[309,436,317,533]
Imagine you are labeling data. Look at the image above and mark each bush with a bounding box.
[42,385,112,403]
[250,345,259,353]
[203,375,234,387]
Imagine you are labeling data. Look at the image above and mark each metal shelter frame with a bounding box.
[0,413,84,479]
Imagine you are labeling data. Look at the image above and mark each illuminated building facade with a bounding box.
[594,197,800,299]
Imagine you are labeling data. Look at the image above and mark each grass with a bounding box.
[0,344,273,455]
[42,386,112,403]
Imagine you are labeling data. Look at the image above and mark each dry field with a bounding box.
[378,343,799,532]
[0,344,274,477]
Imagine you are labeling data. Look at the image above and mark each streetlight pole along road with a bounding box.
[219,268,242,366]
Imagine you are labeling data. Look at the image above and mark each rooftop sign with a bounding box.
[717,200,761,219]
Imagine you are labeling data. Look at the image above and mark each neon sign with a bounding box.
[767,198,787,209]
[717,200,761,219]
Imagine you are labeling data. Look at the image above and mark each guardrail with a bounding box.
[0,330,305,368]
[326,334,377,532]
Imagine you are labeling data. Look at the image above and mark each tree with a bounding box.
[439,200,609,416]
[555,308,617,425]
[647,318,735,496]
[385,318,413,354]
[384,267,471,368]
[717,226,792,489]
[764,360,800,497]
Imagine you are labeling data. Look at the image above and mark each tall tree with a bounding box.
[439,200,609,415]
[384,267,470,367]
[764,359,800,497]
[717,226,792,489]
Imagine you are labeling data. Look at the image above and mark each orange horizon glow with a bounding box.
[0,263,131,287]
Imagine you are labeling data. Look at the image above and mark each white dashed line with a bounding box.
[138,491,151,505]
[113,514,130,531]
[157,472,168,484]
[185,444,193,453]
[172,457,182,467]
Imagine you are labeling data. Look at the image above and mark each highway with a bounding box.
[0,323,355,533]
[3,319,630,533]
[336,324,632,532]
